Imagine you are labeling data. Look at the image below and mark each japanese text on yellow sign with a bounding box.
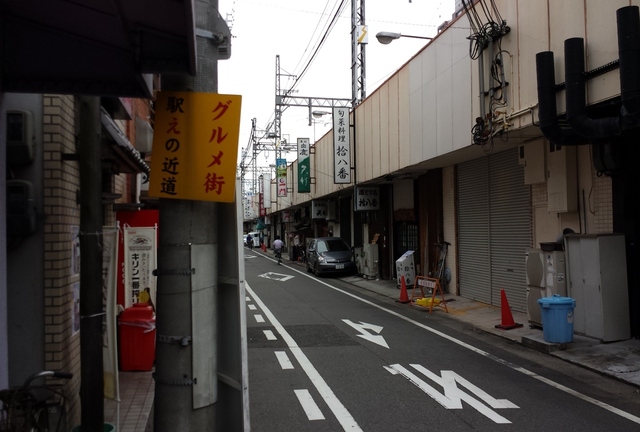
[148,91,242,202]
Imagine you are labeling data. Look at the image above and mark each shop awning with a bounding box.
[101,108,149,174]
[0,0,197,97]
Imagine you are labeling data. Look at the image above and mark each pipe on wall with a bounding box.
[536,6,640,146]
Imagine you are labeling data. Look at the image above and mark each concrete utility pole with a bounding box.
[154,0,235,430]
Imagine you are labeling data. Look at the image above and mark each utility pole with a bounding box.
[153,0,242,430]
[352,0,366,105]
[78,95,104,431]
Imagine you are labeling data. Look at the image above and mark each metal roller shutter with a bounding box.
[457,148,531,311]
[457,157,491,303]
[488,150,531,311]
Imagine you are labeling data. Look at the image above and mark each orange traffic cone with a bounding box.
[396,276,410,304]
[261,243,266,252]
[495,289,523,330]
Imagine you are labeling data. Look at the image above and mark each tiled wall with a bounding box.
[42,94,82,426]
[591,173,613,234]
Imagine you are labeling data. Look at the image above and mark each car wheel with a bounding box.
[314,264,321,277]
[307,262,312,273]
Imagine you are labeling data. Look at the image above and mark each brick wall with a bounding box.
[42,94,82,426]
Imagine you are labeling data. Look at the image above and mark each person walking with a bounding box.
[272,235,284,264]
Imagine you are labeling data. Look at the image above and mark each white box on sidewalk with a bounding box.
[396,250,415,288]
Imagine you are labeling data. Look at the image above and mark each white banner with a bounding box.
[332,107,351,184]
[123,226,157,308]
[102,226,119,401]
[263,175,272,209]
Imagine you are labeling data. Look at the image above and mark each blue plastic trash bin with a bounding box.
[538,295,576,343]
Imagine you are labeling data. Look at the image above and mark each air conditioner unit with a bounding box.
[526,249,567,327]
[362,244,379,279]
[525,249,545,287]
[354,247,365,275]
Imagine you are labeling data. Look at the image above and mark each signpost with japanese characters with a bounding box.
[263,175,272,209]
[354,186,380,211]
[276,158,288,197]
[332,107,351,184]
[297,138,311,193]
[149,91,242,202]
[312,200,328,219]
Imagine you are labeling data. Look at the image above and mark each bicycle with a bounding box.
[274,248,282,265]
[0,371,72,432]
[429,241,450,293]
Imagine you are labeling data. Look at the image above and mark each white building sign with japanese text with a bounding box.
[332,107,351,184]
[355,186,380,211]
[312,200,328,219]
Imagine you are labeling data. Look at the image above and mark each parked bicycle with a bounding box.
[0,371,72,432]
[429,241,450,293]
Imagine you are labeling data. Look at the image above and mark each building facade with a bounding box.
[260,1,640,338]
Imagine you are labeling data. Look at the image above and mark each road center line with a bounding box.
[267,261,640,426]
[246,283,363,432]
[275,351,294,370]
[294,389,326,421]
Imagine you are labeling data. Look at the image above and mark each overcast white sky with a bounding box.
[217,0,457,168]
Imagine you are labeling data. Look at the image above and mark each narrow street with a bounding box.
[245,250,640,431]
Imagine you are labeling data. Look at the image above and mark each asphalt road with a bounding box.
[243,249,640,431]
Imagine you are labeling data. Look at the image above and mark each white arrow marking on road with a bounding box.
[258,272,294,282]
[386,363,518,424]
[342,319,389,349]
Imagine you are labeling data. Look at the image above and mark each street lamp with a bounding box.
[311,111,331,143]
[308,109,332,126]
[375,31,433,45]
[312,110,331,118]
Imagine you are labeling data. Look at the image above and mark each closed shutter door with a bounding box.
[489,150,531,311]
[457,148,531,311]
[457,157,491,303]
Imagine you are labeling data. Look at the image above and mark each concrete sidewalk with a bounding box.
[110,252,640,431]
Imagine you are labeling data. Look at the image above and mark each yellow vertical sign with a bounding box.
[148,91,242,203]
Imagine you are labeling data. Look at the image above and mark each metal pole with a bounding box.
[78,95,104,430]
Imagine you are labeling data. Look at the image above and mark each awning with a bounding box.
[0,0,197,97]
[101,108,149,174]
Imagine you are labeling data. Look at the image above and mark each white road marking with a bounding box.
[342,319,389,349]
[246,283,362,432]
[275,351,294,370]
[258,272,294,281]
[294,389,325,421]
[254,314,265,323]
[248,304,257,311]
[264,330,277,340]
[387,364,517,424]
[262,262,640,426]
[245,296,251,302]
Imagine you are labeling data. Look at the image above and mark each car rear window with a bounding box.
[325,239,350,252]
